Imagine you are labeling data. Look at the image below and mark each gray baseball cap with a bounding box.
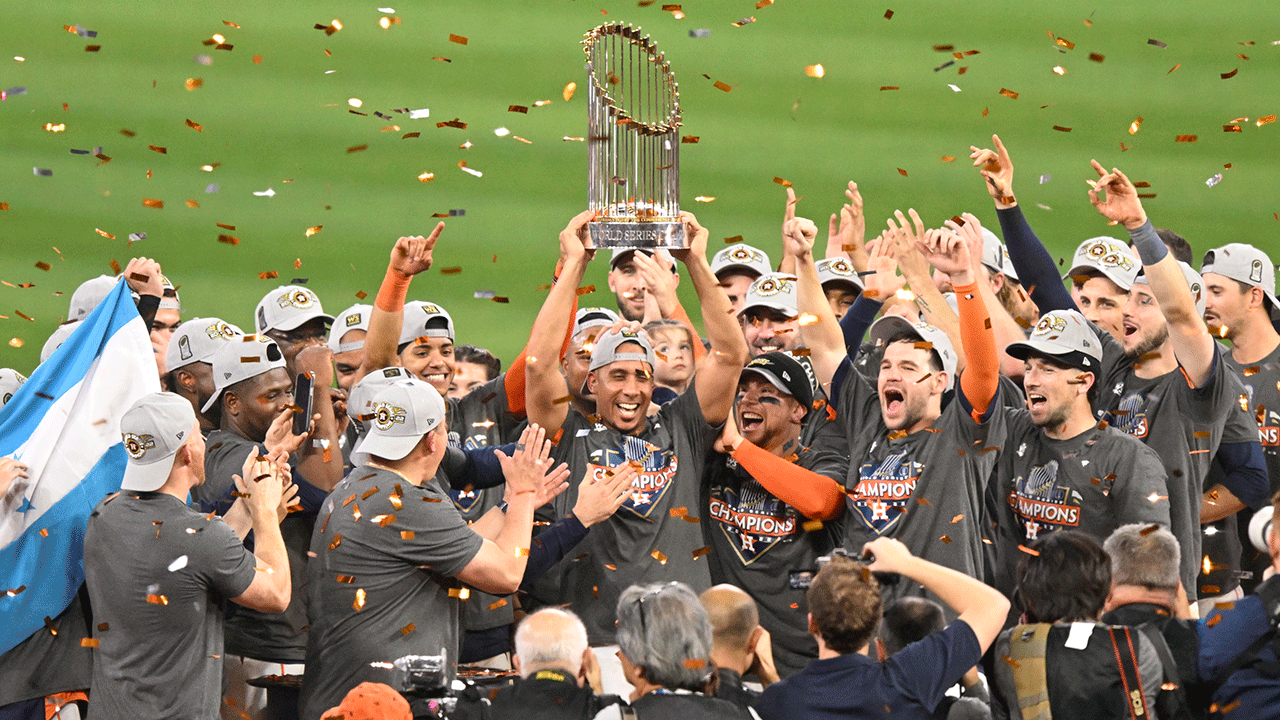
[738,273,798,318]
[582,327,656,394]
[351,378,446,466]
[347,366,415,436]
[329,303,373,354]
[69,276,117,322]
[1201,243,1280,321]
[1134,261,1206,318]
[398,301,456,347]
[573,307,620,338]
[711,244,772,279]
[867,315,958,390]
[978,227,1006,277]
[41,321,81,363]
[1007,309,1102,372]
[1064,237,1139,292]
[0,368,26,408]
[1000,245,1020,284]
[816,257,864,294]
[201,335,286,413]
[255,285,333,334]
[158,275,181,312]
[610,247,675,270]
[166,318,244,373]
[120,392,198,492]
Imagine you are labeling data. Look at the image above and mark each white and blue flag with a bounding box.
[0,280,159,655]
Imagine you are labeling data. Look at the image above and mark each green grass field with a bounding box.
[2,0,1277,371]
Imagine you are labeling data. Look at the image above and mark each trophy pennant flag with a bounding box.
[583,23,684,249]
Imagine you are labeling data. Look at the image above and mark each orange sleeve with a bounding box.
[670,301,707,362]
[952,280,999,419]
[731,440,845,520]
[504,262,576,417]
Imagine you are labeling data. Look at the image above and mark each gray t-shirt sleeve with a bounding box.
[1114,441,1174,528]
[196,517,258,599]
[383,487,485,578]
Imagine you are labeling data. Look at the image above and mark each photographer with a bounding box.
[756,538,1009,720]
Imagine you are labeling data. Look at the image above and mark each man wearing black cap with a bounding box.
[705,352,846,677]
[990,308,1172,601]
[84,392,291,720]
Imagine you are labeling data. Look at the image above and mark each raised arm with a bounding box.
[887,211,967,371]
[788,217,847,390]
[231,454,292,613]
[970,135,1074,313]
[927,218,999,416]
[948,214,1030,381]
[632,250,706,362]
[525,212,594,433]
[826,182,870,271]
[676,212,750,425]
[354,226,444,385]
[1088,160,1215,385]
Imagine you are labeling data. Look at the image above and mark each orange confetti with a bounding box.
[148,145,167,154]
[448,587,470,599]
[692,546,712,559]
[651,550,668,565]
[400,622,416,635]
[217,235,240,245]
[1052,125,1072,132]
[1175,135,1198,143]
[185,118,203,132]
[713,81,732,92]
[305,226,322,237]
[1221,69,1239,79]
[353,588,366,610]
[142,198,164,209]
[999,88,1019,99]
[1258,115,1277,127]
[449,34,468,44]
[95,228,116,239]
[80,638,99,648]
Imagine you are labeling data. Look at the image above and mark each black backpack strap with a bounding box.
[1106,626,1151,720]
[1134,623,1193,720]
[1207,577,1280,695]
[620,705,638,720]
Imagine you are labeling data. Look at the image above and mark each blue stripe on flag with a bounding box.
[0,447,125,655]
[0,280,138,456]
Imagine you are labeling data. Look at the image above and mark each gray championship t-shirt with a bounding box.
[1198,393,1259,598]
[530,385,720,644]
[201,430,316,662]
[837,359,1007,614]
[85,491,256,720]
[703,446,845,677]
[1225,344,1280,491]
[301,466,484,720]
[1091,329,1237,597]
[991,413,1172,597]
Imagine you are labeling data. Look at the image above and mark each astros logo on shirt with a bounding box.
[1008,459,1082,540]
[587,437,677,519]
[850,450,923,535]
[708,479,797,565]
[1110,390,1151,439]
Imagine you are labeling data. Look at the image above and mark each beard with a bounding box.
[1124,322,1169,361]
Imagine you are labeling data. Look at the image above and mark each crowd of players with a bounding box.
[1,134,1278,720]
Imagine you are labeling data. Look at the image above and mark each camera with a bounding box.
[1249,506,1275,554]
[391,651,450,699]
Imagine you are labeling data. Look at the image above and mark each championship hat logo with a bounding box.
[753,276,792,296]
[728,246,762,263]
[1084,242,1134,271]
[824,258,855,276]
[372,402,407,431]
[344,311,364,327]
[1251,259,1264,284]
[422,303,443,315]
[123,432,156,460]
[277,289,316,310]
[1033,314,1067,336]
[205,320,237,340]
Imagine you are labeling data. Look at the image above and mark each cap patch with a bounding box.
[1033,315,1067,336]
[123,433,156,460]
[278,289,316,310]
[344,312,364,327]
[1251,259,1264,284]
[728,247,762,263]
[373,402,407,431]
[422,303,444,315]
[205,320,237,340]
[824,258,855,276]
[177,335,193,362]
[256,307,268,332]
[753,276,793,296]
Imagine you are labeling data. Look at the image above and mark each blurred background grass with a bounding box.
[1,0,1276,371]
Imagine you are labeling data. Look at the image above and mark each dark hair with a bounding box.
[454,345,501,379]
[882,329,943,374]
[806,555,881,654]
[881,597,945,655]
[1015,531,1111,623]
[1153,228,1193,264]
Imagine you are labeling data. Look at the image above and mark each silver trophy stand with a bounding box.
[583,23,684,250]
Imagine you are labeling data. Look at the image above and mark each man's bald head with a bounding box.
[700,584,760,653]
[513,608,589,679]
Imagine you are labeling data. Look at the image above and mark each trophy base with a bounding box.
[587,220,686,249]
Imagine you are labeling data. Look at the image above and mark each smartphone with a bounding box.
[292,372,315,436]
